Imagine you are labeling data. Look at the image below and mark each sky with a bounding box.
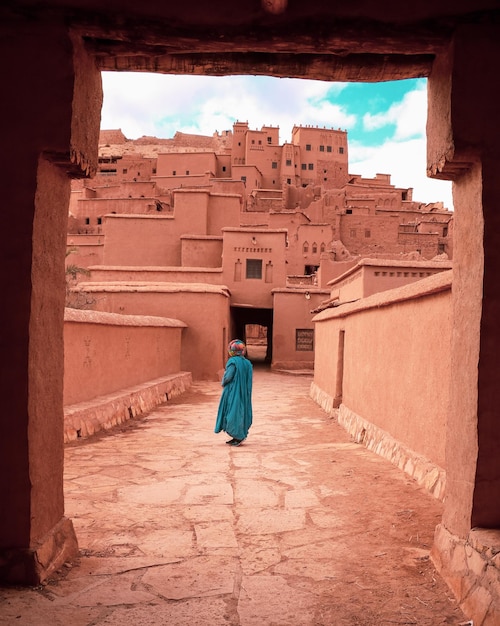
[100,73,453,210]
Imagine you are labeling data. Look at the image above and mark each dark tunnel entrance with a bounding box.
[231,306,273,365]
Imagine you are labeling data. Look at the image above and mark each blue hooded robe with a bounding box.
[214,355,253,441]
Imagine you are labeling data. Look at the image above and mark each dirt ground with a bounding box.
[0,366,467,625]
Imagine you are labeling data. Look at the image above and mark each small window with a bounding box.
[186,170,190,175]
[339,146,344,154]
[97,217,102,225]
[320,243,326,253]
[327,146,332,153]
[258,140,262,145]
[287,178,291,184]
[346,209,353,214]
[122,168,128,174]
[301,163,307,170]
[303,242,309,253]
[173,170,176,176]
[272,161,278,169]
[267,137,272,144]
[286,159,292,166]
[251,139,255,144]
[152,168,156,174]
[308,163,314,170]
[246,259,262,279]
[306,144,312,151]
[241,176,247,183]
[85,217,90,225]
[296,329,314,352]
[365,229,371,238]
[312,243,317,254]
[238,142,241,146]
[222,166,226,172]
[319,145,325,152]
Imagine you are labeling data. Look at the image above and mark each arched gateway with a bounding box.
[0,1,499,621]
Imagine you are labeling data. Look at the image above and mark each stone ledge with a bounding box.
[310,381,336,415]
[337,404,446,501]
[309,383,446,501]
[64,372,192,443]
[432,524,500,626]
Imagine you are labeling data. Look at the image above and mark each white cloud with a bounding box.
[100,73,452,209]
[101,73,355,143]
[363,82,427,140]
[349,137,453,209]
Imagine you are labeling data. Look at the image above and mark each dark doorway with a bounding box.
[231,306,273,365]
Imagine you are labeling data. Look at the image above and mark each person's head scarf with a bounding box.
[228,339,246,356]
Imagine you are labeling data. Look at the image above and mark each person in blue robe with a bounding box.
[215,339,253,446]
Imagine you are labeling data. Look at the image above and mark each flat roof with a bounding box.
[327,257,453,287]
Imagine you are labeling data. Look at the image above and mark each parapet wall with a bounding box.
[64,308,187,406]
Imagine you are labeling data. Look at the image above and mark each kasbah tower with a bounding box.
[67,121,453,380]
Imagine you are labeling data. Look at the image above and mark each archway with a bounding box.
[1,10,499,624]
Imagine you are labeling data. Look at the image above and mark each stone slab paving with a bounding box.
[0,367,467,625]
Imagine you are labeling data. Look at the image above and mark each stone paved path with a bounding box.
[0,367,466,625]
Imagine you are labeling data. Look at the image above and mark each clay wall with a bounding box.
[91,181,157,199]
[268,210,309,242]
[328,260,453,301]
[317,259,359,288]
[172,189,210,236]
[63,309,186,405]
[272,289,330,370]
[293,223,334,275]
[239,211,270,227]
[116,155,156,181]
[292,126,349,188]
[156,151,217,178]
[244,132,283,189]
[233,164,263,191]
[153,173,211,189]
[280,142,298,186]
[207,193,241,235]
[397,232,442,258]
[103,214,179,266]
[215,153,232,178]
[76,283,231,380]
[250,198,283,213]
[209,178,246,197]
[222,228,288,308]
[340,214,403,255]
[180,236,223,268]
[87,266,222,283]
[66,242,104,269]
[73,197,157,228]
[231,121,248,165]
[312,271,452,472]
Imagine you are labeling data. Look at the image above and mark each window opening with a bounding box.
[246,259,262,279]
[296,329,314,351]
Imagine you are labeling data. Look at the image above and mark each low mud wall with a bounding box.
[311,271,452,495]
[64,308,187,406]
